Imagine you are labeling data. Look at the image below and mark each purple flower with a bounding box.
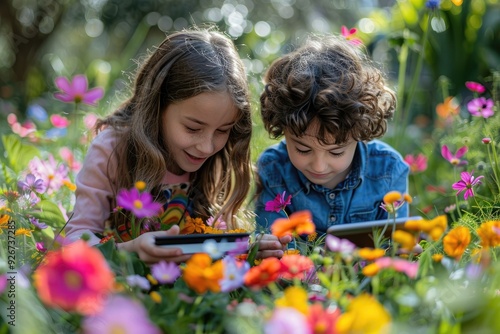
[264,308,309,334]
[18,174,45,194]
[126,275,151,290]
[265,191,292,213]
[452,170,484,200]
[82,295,161,334]
[30,217,47,229]
[151,261,181,284]
[325,234,356,255]
[226,237,250,256]
[28,155,69,195]
[54,74,104,106]
[116,188,162,218]
[425,0,440,9]
[467,97,495,118]
[219,256,249,292]
[441,145,468,166]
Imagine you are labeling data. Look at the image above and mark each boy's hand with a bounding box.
[255,233,293,259]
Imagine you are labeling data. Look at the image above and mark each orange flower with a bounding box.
[477,221,500,248]
[181,217,206,234]
[432,254,444,262]
[182,253,224,294]
[443,226,471,259]
[244,257,284,288]
[417,215,448,241]
[33,240,115,315]
[383,191,403,205]
[358,248,386,261]
[280,254,314,280]
[271,210,315,238]
[392,230,416,251]
[436,96,459,118]
[362,263,380,277]
[307,302,341,334]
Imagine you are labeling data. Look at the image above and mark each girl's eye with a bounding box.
[185,126,199,133]
[217,128,231,134]
[330,151,345,157]
[295,148,310,155]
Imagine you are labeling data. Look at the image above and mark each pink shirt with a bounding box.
[64,128,189,245]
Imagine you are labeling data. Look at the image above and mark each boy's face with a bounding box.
[284,125,357,189]
[162,91,237,174]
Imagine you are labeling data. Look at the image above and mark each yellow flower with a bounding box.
[336,293,391,334]
[147,274,158,285]
[358,248,386,261]
[477,221,500,248]
[362,263,380,277]
[63,179,77,192]
[307,232,318,242]
[15,228,32,237]
[383,191,403,205]
[432,254,444,262]
[392,230,416,251]
[443,226,471,259]
[149,291,162,303]
[135,181,147,191]
[275,286,309,315]
[284,249,301,255]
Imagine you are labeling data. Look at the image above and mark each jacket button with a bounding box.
[329,193,335,199]
[329,215,336,222]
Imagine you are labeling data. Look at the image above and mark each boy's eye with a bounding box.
[330,151,345,157]
[295,147,311,154]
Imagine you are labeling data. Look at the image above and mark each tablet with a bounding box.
[154,233,250,254]
[326,216,422,247]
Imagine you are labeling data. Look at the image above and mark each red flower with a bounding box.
[244,257,284,288]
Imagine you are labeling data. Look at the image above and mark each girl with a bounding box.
[65,28,286,264]
[254,33,410,235]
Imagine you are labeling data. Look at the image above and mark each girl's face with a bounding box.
[163,91,237,174]
[284,123,357,189]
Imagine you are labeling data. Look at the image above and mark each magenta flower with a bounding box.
[50,114,70,128]
[265,191,292,213]
[441,145,468,166]
[404,153,428,173]
[467,97,494,118]
[82,295,161,334]
[18,174,45,193]
[219,256,250,292]
[341,25,362,46]
[482,137,492,144]
[151,261,181,284]
[465,81,486,94]
[116,187,162,218]
[54,74,104,106]
[452,170,484,200]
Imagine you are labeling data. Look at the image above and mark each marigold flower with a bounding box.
[271,210,315,238]
[477,221,500,248]
[336,293,391,334]
[180,217,206,234]
[393,230,416,251]
[443,226,471,259]
[275,286,309,315]
[432,254,444,262]
[182,253,224,294]
[358,248,386,261]
[362,263,380,277]
[280,254,314,280]
[244,257,284,288]
[33,240,114,315]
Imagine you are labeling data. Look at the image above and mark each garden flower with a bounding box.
[244,257,284,289]
[60,147,81,172]
[116,187,162,219]
[392,230,416,251]
[441,145,468,165]
[307,303,341,334]
[325,235,356,256]
[181,216,206,234]
[271,210,315,238]
[391,259,419,279]
[336,293,391,334]
[27,104,48,122]
[28,155,69,195]
[362,263,380,277]
[382,191,412,213]
[425,0,440,9]
[151,260,181,284]
[404,153,428,173]
[452,170,484,200]
[279,254,314,280]
[17,173,45,194]
[341,25,362,46]
[50,114,70,128]
[54,74,104,106]
[206,215,227,230]
[467,97,495,118]
[126,275,151,290]
[264,307,310,334]
[275,286,309,315]
[436,96,459,119]
[0,275,7,295]
[477,221,500,248]
[465,81,486,94]
[182,253,224,294]
[82,295,161,334]
[482,137,492,144]
[443,226,471,259]
[33,240,114,315]
[219,256,249,292]
[358,247,385,261]
[7,113,36,138]
[265,191,292,213]
[432,254,444,262]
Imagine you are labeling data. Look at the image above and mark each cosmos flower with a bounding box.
[404,153,428,173]
[54,74,104,106]
[17,174,45,194]
[265,191,292,213]
[441,145,468,166]
[219,256,249,292]
[116,187,162,219]
[452,170,484,200]
[341,25,362,46]
[465,81,486,94]
[467,97,495,118]
[151,261,181,284]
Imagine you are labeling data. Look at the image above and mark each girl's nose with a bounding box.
[195,136,216,155]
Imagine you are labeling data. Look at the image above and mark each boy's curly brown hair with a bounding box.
[260,34,396,145]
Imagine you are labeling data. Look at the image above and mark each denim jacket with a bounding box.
[254,140,409,234]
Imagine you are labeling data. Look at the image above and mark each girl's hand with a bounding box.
[255,233,292,259]
[117,225,191,265]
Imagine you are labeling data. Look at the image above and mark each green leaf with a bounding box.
[28,200,66,228]
[1,134,40,173]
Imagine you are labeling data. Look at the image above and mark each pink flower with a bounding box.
[265,307,310,334]
[265,191,292,213]
[467,97,494,118]
[452,170,484,200]
[465,81,486,94]
[206,216,227,230]
[82,295,161,334]
[28,155,69,195]
[341,25,362,46]
[54,74,104,106]
[116,187,162,218]
[404,153,428,173]
[151,261,181,284]
[50,114,70,128]
[7,113,36,138]
[392,259,419,279]
[59,147,81,172]
[482,137,492,144]
[325,235,356,255]
[441,145,468,166]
